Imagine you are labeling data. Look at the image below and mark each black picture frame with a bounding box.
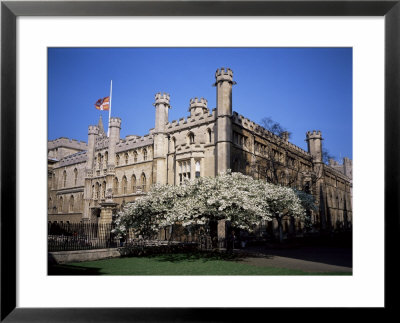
[1,0,398,321]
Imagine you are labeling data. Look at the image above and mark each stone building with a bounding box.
[48,68,352,235]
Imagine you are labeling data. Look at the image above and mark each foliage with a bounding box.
[260,116,292,139]
[113,171,315,238]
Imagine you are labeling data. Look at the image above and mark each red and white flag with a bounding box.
[94,96,110,111]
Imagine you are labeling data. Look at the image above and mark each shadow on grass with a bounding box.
[48,263,102,275]
[143,250,273,263]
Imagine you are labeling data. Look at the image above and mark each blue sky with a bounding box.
[48,47,352,160]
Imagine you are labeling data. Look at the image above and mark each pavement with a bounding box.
[234,245,352,273]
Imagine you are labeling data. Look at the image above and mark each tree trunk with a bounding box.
[277,216,283,243]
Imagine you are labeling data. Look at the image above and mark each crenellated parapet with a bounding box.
[165,108,216,133]
[306,130,322,140]
[109,117,121,129]
[232,111,311,157]
[48,137,88,151]
[154,92,171,107]
[214,67,235,85]
[58,151,87,167]
[115,134,154,153]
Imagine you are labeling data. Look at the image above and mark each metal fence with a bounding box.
[48,222,118,252]
[48,222,213,252]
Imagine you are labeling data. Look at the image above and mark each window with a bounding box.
[116,154,120,166]
[207,129,212,143]
[188,132,195,144]
[102,181,106,199]
[178,160,191,184]
[113,178,119,194]
[195,160,201,178]
[63,170,67,187]
[74,168,78,186]
[69,195,74,213]
[133,151,138,163]
[125,153,129,165]
[95,182,100,199]
[143,149,147,161]
[58,197,63,213]
[141,173,147,191]
[132,175,137,192]
[98,153,102,169]
[122,176,127,194]
[48,197,52,212]
[92,185,94,198]
[104,151,108,166]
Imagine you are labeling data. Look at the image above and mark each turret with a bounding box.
[306,130,323,163]
[343,157,352,179]
[86,125,99,171]
[153,92,170,133]
[189,97,208,116]
[214,67,236,174]
[108,117,121,167]
[214,67,236,117]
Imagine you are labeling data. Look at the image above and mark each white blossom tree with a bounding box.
[113,171,315,244]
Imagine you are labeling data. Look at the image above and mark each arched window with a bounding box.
[188,132,195,144]
[92,185,94,198]
[58,197,63,213]
[104,151,108,166]
[143,149,147,161]
[132,175,137,192]
[102,181,106,199]
[122,176,127,194]
[74,168,78,186]
[207,129,212,143]
[133,151,138,163]
[62,170,67,187]
[195,160,201,178]
[95,182,100,199]
[113,177,119,194]
[141,173,147,191]
[69,195,74,213]
[48,197,52,212]
[125,153,129,165]
[98,153,102,169]
[116,154,120,166]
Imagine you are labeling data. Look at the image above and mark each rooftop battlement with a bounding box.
[115,134,154,153]
[88,126,99,135]
[154,92,171,107]
[306,130,322,139]
[189,97,208,110]
[232,112,311,157]
[109,117,121,128]
[214,67,235,85]
[166,108,217,132]
[58,150,87,167]
[48,137,88,151]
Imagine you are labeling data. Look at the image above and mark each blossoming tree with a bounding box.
[113,171,315,244]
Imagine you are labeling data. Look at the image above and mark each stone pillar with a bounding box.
[153,93,170,184]
[306,130,327,231]
[214,68,236,175]
[83,125,98,221]
[107,117,121,197]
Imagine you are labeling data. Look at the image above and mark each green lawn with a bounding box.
[48,252,352,275]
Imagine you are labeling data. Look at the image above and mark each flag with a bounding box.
[94,96,110,111]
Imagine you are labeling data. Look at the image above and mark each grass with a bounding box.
[48,252,352,276]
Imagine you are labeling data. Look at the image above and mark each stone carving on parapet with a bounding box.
[166,108,216,131]
[59,151,88,167]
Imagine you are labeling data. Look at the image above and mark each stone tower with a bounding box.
[214,67,236,174]
[107,117,122,195]
[306,130,327,230]
[83,125,99,221]
[189,97,208,117]
[153,92,170,184]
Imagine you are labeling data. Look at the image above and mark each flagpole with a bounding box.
[108,80,112,137]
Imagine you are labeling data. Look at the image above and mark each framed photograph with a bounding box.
[1,0,398,321]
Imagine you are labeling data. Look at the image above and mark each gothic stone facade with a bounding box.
[48,68,352,235]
